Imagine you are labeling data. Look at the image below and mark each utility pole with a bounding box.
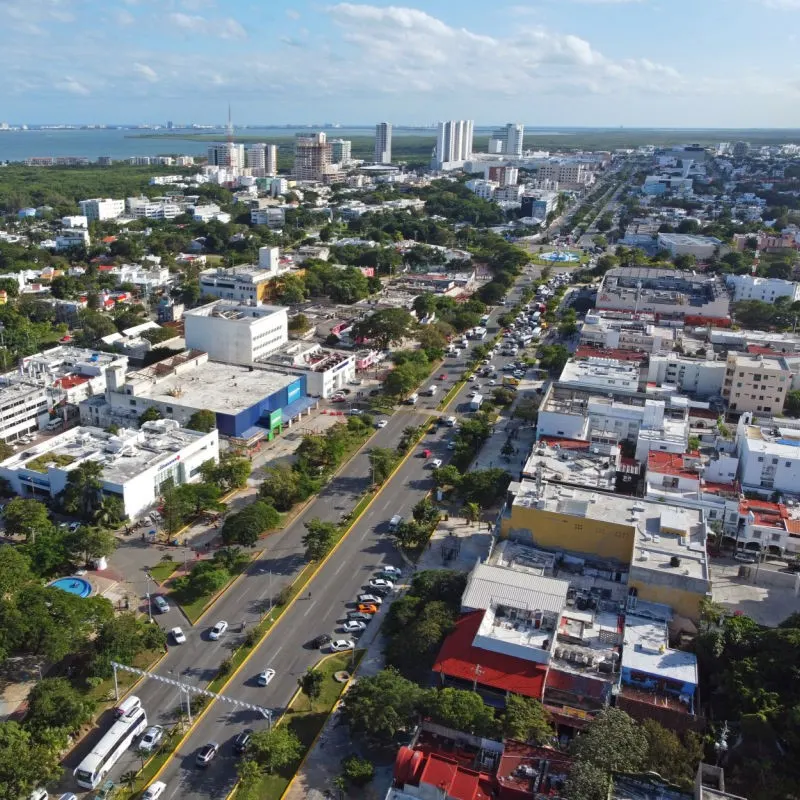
[145,571,153,623]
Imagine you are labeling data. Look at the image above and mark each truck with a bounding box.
[469,394,483,411]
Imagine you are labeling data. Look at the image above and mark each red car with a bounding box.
[331,395,347,403]
[438,373,448,380]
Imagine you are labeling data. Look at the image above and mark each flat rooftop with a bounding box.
[184,299,286,322]
[200,264,273,283]
[622,614,698,686]
[2,421,211,484]
[553,608,622,677]
[462,562,569,615]
[728,352,789,371]
[522,437,619,492]
[125,354,297,415]
[558,357,640,388]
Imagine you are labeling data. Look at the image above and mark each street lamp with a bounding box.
[144,571,154,623]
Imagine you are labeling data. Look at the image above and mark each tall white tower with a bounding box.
[375,122,392,164]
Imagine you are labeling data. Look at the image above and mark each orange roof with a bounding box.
[53,375,89,390]
[647,451,699,481]
[539,436,590,451]
[786,519,800,535]
[739,499,788,529]
[101,235,117,243]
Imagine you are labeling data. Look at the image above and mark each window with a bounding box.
[772,533,782,542]
[129,399,136,407]
[751,530,761,539]
[166,406,173,413]
[758,456,764,462]
[787,462,793,468]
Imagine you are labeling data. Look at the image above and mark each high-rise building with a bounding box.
[207,142,245,170]
[488,123,524,157]
[245,143,278,176]
[330,138,352,166]
[432,120,474,171]
[732,141,751,159]
[264,144,278,176]
[294,133,332,182]
[375,122,392,164]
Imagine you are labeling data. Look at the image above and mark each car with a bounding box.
[331,395,346,403]
[153,595,169,614]
[380,565,402,578]
[445,416,457,426]
[468,374,476,380]
[209,621,228,640]
[58,794,78,800]
[170,627,186,644]
[734,552,758,563]
[357,593,382,606]
[339,388,351,395]
[471,383,481,389]
[348,408,363,416]
[349,379,362,386]
[330,639,355,652]
[369,577,394,590]
[233,730,253,755]
[356,603,379,614]
[142,783,167,800]
[342,620,367,633]
[258,668,276,686]
[196,742,219,768]
[310,633,332,649]
[429,458,443,469]
[438,373,447,380]
[68,521,81,532]
[488,380,497,386]
[468,391,477,398]
[376,419,388,428]
[447,440,456,450]
[139,725,164,754]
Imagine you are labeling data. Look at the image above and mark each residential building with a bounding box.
[580,313,677,354]
[432,120,474,171]
[270,177,289,197]
[207,142,245,170]
[330,138,352,166]
[192,203,231,224]
[81,350,307,441]
[184,300,288,364]
[494,184,525,203]
[642,175,694,196]
[722,352,790,414]
[596,268,730,325]
[250,207,285,228]
[558,357,640,394]
[735,412,800,498]
[375,122,392,164]
[465,179,497,200]
[646,354,726,399]
[657,233,721,259]
[732,141,750,158]
[61,215,88,229]
[726,274,800,303]
[732,498,789,556]
[488,123,524,157]
[78,198,125,221]
[499,479,710,619]
[537,161,594,190]
[521,192,558,222]
[0,420,218,522]
[610,764,747,800]
[264,341,356,398]
[198,247,288,304]
[244,143,276,175]
[125,196,183,220]
[55,228,90,251]
[521,436,621,494]
[487,165,518,186]
[294,132,332,182]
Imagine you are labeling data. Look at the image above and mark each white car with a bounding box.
[369,577,394,590]
[330,639,355,652]
[447,441,456,450]
[468,391,477,398]
[342,620,367,633]
[468,374,476,380]
[376,419,388,429]
[258,668,276,686]
[139,725,164,754]
[170,627,186,645]
[209,621,228,640]
[380,565,402,578]
[488,380,497,386]
[142,782,167,800]
[429,458,443,469]
[357,593,383,606]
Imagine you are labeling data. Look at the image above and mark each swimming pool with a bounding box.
[539,251,580,263]
[49,576,93,598]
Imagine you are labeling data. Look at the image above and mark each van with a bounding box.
[114,695,142,721]
[388,515,403,531]
[45,418,63,432]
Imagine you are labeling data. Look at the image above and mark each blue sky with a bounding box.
[1,0,798,127]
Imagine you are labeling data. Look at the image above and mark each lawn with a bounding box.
[172,569,244,624]
[236,650,364,800]
[148,559,179,585]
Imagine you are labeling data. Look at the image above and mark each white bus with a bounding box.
[74,707,148,789]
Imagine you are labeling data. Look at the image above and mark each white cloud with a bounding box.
[758,0,800,7]
[114,9,135,25]
[56,76,90,96]
[286,8,301,19]
[169,11,246,38]
[133,63,159,82]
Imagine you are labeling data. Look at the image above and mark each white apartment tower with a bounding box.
[489,123,524,157]
[375,122,392,164]
[207,142,245,170]
[433,120,474,171]
[330,139,352,166]
[245,143,277,176]
[78,198,126,221]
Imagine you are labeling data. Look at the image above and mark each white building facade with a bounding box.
[433,120,474,171]
[78,198,126,221]
[726,274,800,303]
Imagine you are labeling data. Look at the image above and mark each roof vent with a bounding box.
[670,555,681,568]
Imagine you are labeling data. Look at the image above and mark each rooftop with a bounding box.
[522,437,619,492]
[462,563,569,616]
[122,351,298,415]
[658,233,723,247]
[184,299,286,323]
[727,352,789,371]
[558,357,640,390]
[199,264,274,283]
[611,773,692,800]
[552,608,623,678]
[622,615,698,686]
[738,498,788,529]
[647,451,703,481]
[1,421,213,484]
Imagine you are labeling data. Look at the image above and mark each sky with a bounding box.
[1,0,799,127]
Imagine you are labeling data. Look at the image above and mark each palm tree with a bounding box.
[121,770,138,792]
[463,501,481,527]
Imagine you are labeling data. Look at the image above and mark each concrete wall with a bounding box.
[627,572,708,620]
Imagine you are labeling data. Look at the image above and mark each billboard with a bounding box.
[287,382,302,404]
[269,409,282,430]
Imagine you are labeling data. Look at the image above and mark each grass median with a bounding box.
[236,650,364,800]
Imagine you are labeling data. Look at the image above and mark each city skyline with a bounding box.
[1,0,799,126]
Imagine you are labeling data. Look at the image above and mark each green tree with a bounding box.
[382,364,421,398]
[0,721,63,799]
[138,406,163,425]
[91,612,166,676]
[457,468,511,507]
[303,518,338,561]
[430,687,497,737]
[220,501,280,547]
[462,501,481,526]
[297,668,323,710]
[369,447,399,484]
[500,694,553,744]
[341,754,375,787]
[94,495,125,529]
[0,545,32,595]
[288,313,310,333]
[3,498,52,540]
[258,464,303,512]
[186,409,216,433]
[785,390,800,418]
[66,525,116,565]
[25,677,95,739]
[201,453,251,492]
[237,757,262,784]
[569,708,648,774]
[248,726,303,774]
[0,441,13,461]
[412,496,440,527]
[565,762,611,800]
[641,719,703,789]
[351,307,416,350]
[432,464,461,488]
[59,460,105,521]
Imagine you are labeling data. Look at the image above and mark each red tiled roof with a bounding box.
[433,611,547,700]
[702,480,738,496]
[53,375,89,390]
[647,451,699,481]
[739,498,788,529]
[404,750,491,800]
[747,345,777,355]
[786,519,800,535]
[538,436,590,451]
[101,235,117,243]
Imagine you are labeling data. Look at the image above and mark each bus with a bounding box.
[74,707,148,789]
[471,326,487,340]
[479,314,490,326]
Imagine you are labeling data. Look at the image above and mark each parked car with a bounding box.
[310,633,332,649]
[357,593,382,606]
[429,458,443,469]
[342,620,367,633]
[195,742,219,768]
[170,627,186,645]
[209,621,228,640]
[257,668,275,686]
[330,639,355,652]
[379,565,402,579]
[369,577,394,591]
[734,552,757,564]
[139,726,164,754]
[356,603,379,614]
[346,611,372,623]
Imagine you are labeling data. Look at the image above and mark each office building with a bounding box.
[646,354,727,399]
[207,142,245,170]
[82,350,307,441]
[184,301,288,365]
[375,122,392,164]
[722,353,790,414]
[264,341,356,398]
[487,165,519,186]
[245,143,267,172]
[0,420,218,522]
[580,313,677,354]
[537,161,594,190]
[726,274,800,304]
[657,233,722,260]
[488,123,524,157]
[464,179,497,200]
[198,247,289,304]
[78,198,125,221]
[125,196,184,220]
[330,138,352,166]
[294,132,332,182]
[432,120,474,171]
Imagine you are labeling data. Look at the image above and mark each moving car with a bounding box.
[152,595,170,614]
[139,726,164,754]
[310,633,332,649]
[170,627,186,645]
[258,668,276,686]
[369,577,394,591]
[376,419,388,428]
[142,783,166,800]
[330,639,355,652]
[233,730,252,755]
[438,373,447,380]
[356,603,379,614]
[429,458,443,469]
[195,742,219,768]
[342,620,367,633]
[209,621,228,640]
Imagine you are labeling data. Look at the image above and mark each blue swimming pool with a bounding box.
[49,576,93,598]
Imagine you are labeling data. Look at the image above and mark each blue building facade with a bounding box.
[216,375,306,439]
